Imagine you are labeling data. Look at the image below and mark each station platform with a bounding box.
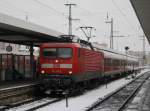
[125,71,150,111]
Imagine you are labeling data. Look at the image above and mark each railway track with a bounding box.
[0,83,39,110]
[86,71,150,111]
[4,97,62,111]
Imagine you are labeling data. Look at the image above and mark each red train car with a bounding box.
[93,44,139,77]
[39,41,139,91]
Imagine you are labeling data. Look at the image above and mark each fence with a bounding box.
[0,54,36,82]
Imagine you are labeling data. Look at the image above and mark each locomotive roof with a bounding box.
[40,43,81,48]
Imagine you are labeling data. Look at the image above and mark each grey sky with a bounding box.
[0,0,149,52]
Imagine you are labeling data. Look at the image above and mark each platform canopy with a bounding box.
[0,13,66,46]
[130,0,150,43]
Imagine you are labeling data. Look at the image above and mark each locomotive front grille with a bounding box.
[40,74,73,87]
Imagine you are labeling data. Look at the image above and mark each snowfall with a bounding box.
[8,68,150,111]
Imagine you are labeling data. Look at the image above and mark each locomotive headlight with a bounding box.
[55,60,59,63]
[69,71,72,74]
[41,70,45,74]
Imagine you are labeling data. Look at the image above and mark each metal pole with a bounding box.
[66,93,68,107]
[126,50,127,73]
[30,43,34,78]
[143,34,145,65]
[111,18,113,49]
[106,17,113,49]
[63,91,69,108]
[105,77,107,88]
[69,5,72,35]
[25,12,28,22]
[125,46,129,73]
[12,54,15,80]
[65,4,76,35]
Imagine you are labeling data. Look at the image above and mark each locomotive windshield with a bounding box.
[43,48,57,57]
[57,48,72,58]
[43,48,72,58]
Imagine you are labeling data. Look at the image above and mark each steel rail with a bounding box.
[24,98,62,111]
[118,75,149,111]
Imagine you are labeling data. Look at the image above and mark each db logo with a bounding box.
[54,64,60,68]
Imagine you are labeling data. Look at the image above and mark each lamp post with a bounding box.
[125,46,129,74]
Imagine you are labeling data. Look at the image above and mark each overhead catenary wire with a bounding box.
[1,0,58,21]
[1,0,64,23]
[32,0,68,19]
[32,0,88,35]
[111,0,147,52]
[32,0,93,28]
[76,5,93,15]
[5,0,27,13]
[111,0,137,33]
[0,0,28,17]
[32,0,88,27]
[5,0,67,19]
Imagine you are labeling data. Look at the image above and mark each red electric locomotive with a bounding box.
[39,42,104,90]
[39,39,139,92]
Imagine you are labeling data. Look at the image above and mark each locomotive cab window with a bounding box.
[43,48,72,58]
[43,48,57,57]
[58,48,72,58]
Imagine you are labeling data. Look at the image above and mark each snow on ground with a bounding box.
[37,69,149,111]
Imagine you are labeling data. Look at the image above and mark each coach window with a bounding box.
[115,60,117,66]
[108,58,111,66]
[121,60,124,66]
[104,58,109,66]
[58,48,72,58]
